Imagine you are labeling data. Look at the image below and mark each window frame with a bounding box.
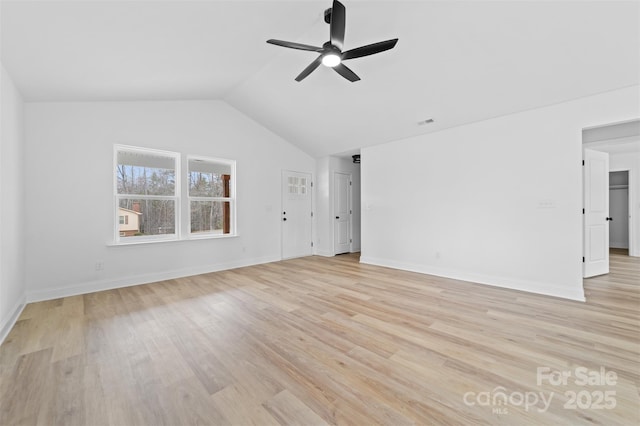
[187,155,237,239]
[113,145,181,244]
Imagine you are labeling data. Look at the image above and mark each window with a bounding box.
[288,176,307,195]
[113,146,236,244]
[188,156,236,236]
[115,145,180,242]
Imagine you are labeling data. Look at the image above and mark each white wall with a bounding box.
[610,152,640,256]
[0,64,26,341]
[314,157,332,256]
[361,86,639,301]
[25,101,314,301]
[314,156,361,256]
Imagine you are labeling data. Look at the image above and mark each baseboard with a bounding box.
[609,243,628,249]
[0,294,26,345]
[26,255,280,303]
[314,250,334,257]
[360,256,586,302]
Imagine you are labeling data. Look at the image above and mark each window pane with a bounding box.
[190,201,231,234]
[117,151,176,196]
[118,199,176,237]
[188,159,232,197]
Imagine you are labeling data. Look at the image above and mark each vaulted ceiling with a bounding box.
[2,1,638,157]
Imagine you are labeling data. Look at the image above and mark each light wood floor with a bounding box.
[1,252,638,425]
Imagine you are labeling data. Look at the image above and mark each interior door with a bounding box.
[334,172,351,254]
[583,149,610,277]
[282,171,312,259]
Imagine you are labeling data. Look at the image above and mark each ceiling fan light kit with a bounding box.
[321,53,341,68]
[266,0,398,82]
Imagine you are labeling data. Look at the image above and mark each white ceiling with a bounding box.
[2,1,639,158]
[583,119,640,155]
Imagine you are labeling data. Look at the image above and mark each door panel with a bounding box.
[334,172,351,254]
[282,171,312,259]
[583,149,609,277]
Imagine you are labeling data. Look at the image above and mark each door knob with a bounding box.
[283,218,287,221]
[335,216,340,219]
[606,217,613,221]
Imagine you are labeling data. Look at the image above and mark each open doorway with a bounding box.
[609,170,630,255]
[582,119,639,275]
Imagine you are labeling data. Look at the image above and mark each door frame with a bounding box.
[332,171,353,255]
[581,118,640,259]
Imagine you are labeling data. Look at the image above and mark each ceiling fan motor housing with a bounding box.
[324,7,332,24]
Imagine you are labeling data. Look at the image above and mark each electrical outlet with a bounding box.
[538,200,556,209]
[95,261,104,271]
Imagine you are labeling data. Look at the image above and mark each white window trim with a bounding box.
[113,144,181,245]
[187,155,237,238]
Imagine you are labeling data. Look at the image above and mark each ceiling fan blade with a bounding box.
[333,63,360,82]
[267,39,322,52]
[329,0,346,50]
[342,38,398,60]
[295,56,323,82]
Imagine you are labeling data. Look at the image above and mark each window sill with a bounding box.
[108,233,238,247]
[187,233,238,241]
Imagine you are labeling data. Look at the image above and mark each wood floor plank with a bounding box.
[0,251,638,425]
[0,348,53,426]
[211,383,280,426]
[263,389,330,426]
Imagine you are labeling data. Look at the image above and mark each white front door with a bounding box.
[334,172,351,254]
[583,149,610,277]
[282,171,312,259]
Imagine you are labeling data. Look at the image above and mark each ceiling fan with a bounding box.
[266,0,398,82]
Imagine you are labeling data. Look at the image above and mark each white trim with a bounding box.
[0,294,26,346]
[360,256,586,302]
[314,250,335,257]
[186,232,238,241]
[107,233,238,246]
[26,255,280,303]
